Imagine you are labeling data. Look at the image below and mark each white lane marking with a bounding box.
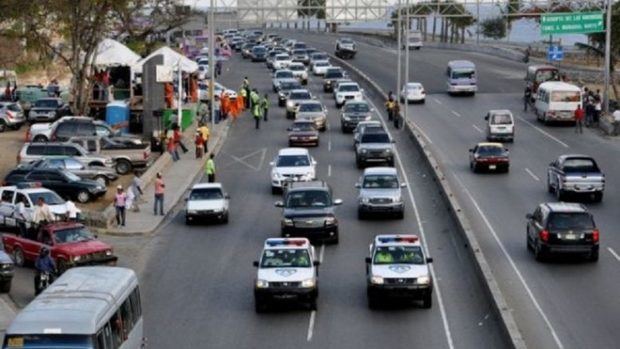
[432,98,443,105]
[515,115,570,148]
[452,174,565,349]
[366,98,454,349]
[319,244,325,263]
[307,310,316,341]
[328,140,332,152]
[608,247,620,262]
[328,164,332,177]
[525,168,541,182]
[472,125,483,133]
[451,110,461,118]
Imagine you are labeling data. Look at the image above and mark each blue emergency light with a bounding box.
[378,235,419,244]
[266,238,307,247]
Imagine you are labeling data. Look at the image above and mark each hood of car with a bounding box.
[371,264,428,278]
[187,199,227,211]
[359,188,401,198]
[272,166,314,176]
[342,112,371,119]
[56,239,112,256]
[358,143,393,150]
[283,207,335,218]
[257,266,314,282]
[297,112,325,119]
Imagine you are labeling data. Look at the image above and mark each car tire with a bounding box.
[421,99,425,104]
[0,280,11,293]
[526,233,533,251]
[115,159,132,175]
[593,192,603,203]
[13,247,25,267]
[77,190,90,203]
[271,186,279,195]
[358,209,365,220]
[534,243,547,262]
[0,120,6,133]
[315,140,320,147]
[367,295,379,310]
[33,135,48,142]
[94,176,108,186]
[308,299,317,311]
[421,294,432,309]
[185,216,193,225]
[222,213,229,224]
[255,301,267,313]
[356,158,364,169]
[396,210,404,220]
[590,249,599,262]
[555,187,564,201]
[387,160,395,167]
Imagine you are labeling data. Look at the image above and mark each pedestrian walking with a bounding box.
[129,176,143,212]
[166,129,179,161]
[261,93,270,121]
[198,123,210,152]
[195,131,204,159]
[14,196,27,237]
[114,186,127,226]
[213,94,221,123]
[243,77,251,108]
[173,125,188,154]
[4,82,11,101]
[585,92,594,127]
[154,172,165,216]
[594,90,602,125]
[65,199,78,222]
[215,60,222,77]
[205,153,216,183]
[393,101,401,129]
[524,86,532,112]
[574,104,585,134]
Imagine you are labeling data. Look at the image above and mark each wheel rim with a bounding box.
[78,191,89,203]
[95,177,107,186]
[117,161,130,174]
[13,249,24,266]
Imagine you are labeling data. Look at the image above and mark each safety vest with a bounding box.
[239,89,247,97]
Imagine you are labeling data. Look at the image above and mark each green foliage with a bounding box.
[480,17,507,40]
[588,2,620,57]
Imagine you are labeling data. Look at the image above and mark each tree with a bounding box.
[480,17,507,40]
[587,2,620,100]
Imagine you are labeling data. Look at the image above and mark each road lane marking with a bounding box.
[515,115,570,148]
[432,98,443,105]
[327,164,332,177]
[220,148,267,171]
[451,110,461,117]
[319,244,325,263]
[472,125,483,133]
[608,247,620,262]
[525,168,541,181]
[453,174,565,349]
[328,140,332,151]
[367,98,454,349]
[307,310,316,341]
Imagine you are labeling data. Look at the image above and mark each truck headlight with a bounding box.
[286,100,294,108]
[325,216,337,225]
[417,276,431,285]
[73,255,82,262]
[187,209,197,215]
[105,250,113,256]
[384,148,392,154]
[370,276,384,285]
[361,149,368,154]
[301,279,315,288]
[360,197,370,204]
[256,279,269,288]
[364,115,372,121]
[342,114,350,121]
[283,218,294,226]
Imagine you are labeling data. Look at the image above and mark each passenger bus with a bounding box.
[534,81,582,124]
[446,60,477,96]
[2,267,143,349]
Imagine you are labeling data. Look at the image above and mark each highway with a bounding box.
[285,32,620,349]
[140,53,510,348]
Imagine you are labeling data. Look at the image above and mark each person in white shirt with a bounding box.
[14,197,28,236]
[32,197,54,225]
[65,200,78,222]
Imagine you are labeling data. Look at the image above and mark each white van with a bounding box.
[446,60,477,95]
[402,31,423,50]
[485,110,514,142]
[535,81,582,124]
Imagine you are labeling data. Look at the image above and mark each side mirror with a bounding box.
[184,198,188,201]
[484,115,489,120]
[549,162,554,167]
[426,257,433,263]
[400,182,407,188]
[269,161,275,166]
[505,149,509,152]
[354,183,361,188]
[469,149,473,152]
[391,140,396,143]
[365,257,372,264]
[313,260,320,266]
[274,201,284,207]
[287,127,292,131]
[360,89,365,93]
[333,199,343,205]
[224,194,230,199]
[312,160,317,165]
[253,261,259,267]
[526,213,533,220]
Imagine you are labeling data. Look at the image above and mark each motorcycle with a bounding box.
[35,271,54,295]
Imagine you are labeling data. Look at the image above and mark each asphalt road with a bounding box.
[140,53,509,348]
[285,32,620,349]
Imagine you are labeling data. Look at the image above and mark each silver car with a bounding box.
[0,102,26,132]
[285,89,313,119]
[272,69,295,92]
[296,101,327,131]
[18,142,114,169]
[356,167,405,219]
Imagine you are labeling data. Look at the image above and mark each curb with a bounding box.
[329,53,527,349]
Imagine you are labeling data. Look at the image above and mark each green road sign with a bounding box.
[540,12,604,35]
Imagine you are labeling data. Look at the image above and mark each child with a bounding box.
[195,131,204,159]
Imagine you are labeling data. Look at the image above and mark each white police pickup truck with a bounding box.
[253,238,320,312]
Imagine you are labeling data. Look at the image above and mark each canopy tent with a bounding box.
[133,46,198,73]
[93,39,141,68]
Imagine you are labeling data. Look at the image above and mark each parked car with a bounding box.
[0,185,80,229]
[485,110,515,142]
[547,155,604,202]
[526,202,599,262]
[469,142,510,173]
[288,120,320,147]
[295,100,327,131]
[17,142,114,169]
[341,100,373,133]
[0,250,14,293]
[17,157,118,186]
[28,98,71,123]
[67,135,152,175]
[185,183,230,224]
[2,222,117,272]
[0,101,26,132]
[356,167,405,219]
[11,168,106,203]
[27,116,142,143]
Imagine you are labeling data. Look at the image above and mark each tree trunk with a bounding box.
[461,26,465,44]
[432,15,437,41]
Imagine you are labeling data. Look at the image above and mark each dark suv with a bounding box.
[275,181,343,244]
[10,168,107,203]
[526,202,599,262]
[50,118,99,142]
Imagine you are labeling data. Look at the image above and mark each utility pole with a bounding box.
[476,0,480,45]
[397,0,402,99]
[404,0,409,124]
[604,0,612,114]
[209,0,216,124]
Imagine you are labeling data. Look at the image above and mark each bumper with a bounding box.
[474,161,509,171]
[254,287,317,303]
[0,269,15,281]
[282,225,339,243]
[73,255,118,268]
[562,184,604,194]
[359,202,404,214]
[28,113,56,122]
[358,155,394,164]
[405,94,425,102]
[367,284,432,300]
[448,85,477,93]
[341,119,365,130]
[542,243,598,256]
[289,137,319,146]
[487,132,514,141]
[186,210,227,222]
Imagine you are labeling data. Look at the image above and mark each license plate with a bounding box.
[489,165,497,170]
[565,234,578,240]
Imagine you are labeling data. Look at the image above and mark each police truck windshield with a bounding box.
[261,249,311,268]
[373,246,424,265]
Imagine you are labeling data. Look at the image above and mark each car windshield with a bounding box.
[291,122,316,131]
[277,155,310,167]
[548,212,595,230]
[276,55,289,61]
[290,65,304,71]
[290,92,311,100]
[491,114,512,125]
[373,246,424,265]
[345,103,369,113]
[280,82,301,91]
[406,84,421,91]
[28,192,65,205]
[551,91,580,102]
[286,190,331,208]
[563,158,599,173]
[293,50,306,55]
[299,103,322,112]
[260,249,311,268]
[276,71,294,78]
[477,146,506,156]
[361,133,390,143]
[190,188,223,200]
[35,99,58,108]
[363,175,399,189]
[325,71,344,79]
[316,62,329,67]
[313,54,328,60]
[339,85,359,92]
[253,47,266,53]
[54,227,94,244]
[341,39,354,44]
[452,69,475,79]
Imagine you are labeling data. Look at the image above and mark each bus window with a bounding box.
[110,311,123,346]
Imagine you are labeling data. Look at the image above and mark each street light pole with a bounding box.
[209,0,216,125]
[397,0,402,99]
[604,0,612,114]
[404,2,410,123]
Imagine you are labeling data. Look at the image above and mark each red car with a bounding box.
[2,222,117,273]
[469,142,510,173]
[288,120,320,147]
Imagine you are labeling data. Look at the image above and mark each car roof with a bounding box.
[542,202,587,213]
[448,60,475,68]
[364,167,397,176]
[374,234,421,247]
[263,238,311,250]
[339,82,359,87]
[289,62,304,67]
[278,147,310,156]
[344,100,368,106]
[489,109,512,115]
[290,89,310,94]
[191,183,223,190]
[558,154,594,161]
[298,100,321,105]
[538,81,581,91]
[275,69,293,74]
[476,142,504,147]
[405,82,422,87]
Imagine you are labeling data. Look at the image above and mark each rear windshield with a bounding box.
[313,54,328,60]
[3,335,93,348]
[291,122,316,131]
[290,65,305,71]
[276,71,294,79]
[275,55,290,61]
[563,158,599,173]
[491,114,512,125]
[339,85,359,92]
[451,69,475,79]
[344,103,370,113]
[280,82,301,90]
[315,62,329,67]
[363,174,399,189]
[325,70,344,79]
[361,133,390,143]
[190,188,223,200]
[551,91,580,102]
[298,103,322,112]
[253,47,266,53]
[293,49,306,55]
[548,212,595,230]
[277,155,310,167]
[476,146,506,156]
[290,92,311,100]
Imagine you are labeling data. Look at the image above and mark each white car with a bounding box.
[288,63,308,85]
[198,64,209,80]
[272,53,292,70]
[198,81,234,102]
[270,148,317,194]
[253,238,319,312]
[312,61,331,76]
[400,82,426,103]
[185,183,229,224]
[334,82,364,108]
